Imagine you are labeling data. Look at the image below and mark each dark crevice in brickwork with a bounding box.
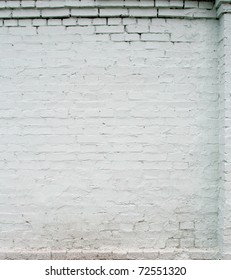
[0,1,217,21]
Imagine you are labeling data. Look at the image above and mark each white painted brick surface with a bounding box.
[93,18,107,25]
[0,2,6,8]
[139,0,155,7]
[47,19,62,26]
[169,0,184,8]
[41,8,69,18]
[217,8,231,259]
[66,0,96,7]
[0,0,230,260]
[97,0,124,7]
[199,1,214,9]
[21,1,35,8]
[4,19,18,26]
[63,18,77,26]
[12,9,40,18]
[141,33,170,41]
[71,8,98,17]
[32,19,46,26]
[0,10,12,18]
[95,25,124,33]
[18,19,32,27]
[6,1,20,8]
[185,1,198,8]
[155,0,170,7]
[129,8,158,17]
[111,33,140,41]
[108,18,122,25]
[99,8,128,17]
[126,24,149,33]
[0,10,219,258]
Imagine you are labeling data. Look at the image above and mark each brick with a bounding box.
[8,26,36,35]
[99,8,128,17]
[12,9,40,18]
[184,1,198,8]
[108,18,122,25]
[192,9,217,19]
[124,0,140,7]
[180,222,194,230]
[77,18,92,26]
[66,26,94,34]
[123,18,136,25]
[111,33,140,41]
[41,8,69,18]
[37,26,66,34]
[126,24,149,33]
[167,238,180,248]
[4,20,18,27]
[63,18,77,26]
[141,33,169,41]
[0,2,6,8]
[93,18,107,25]
[150,18,168,32]
[71,8,98,17]
[36,1,50,8]
[66,0,95,7]
[49,1,66,8]
[158,8,191,18]
[47,19,62,26]
[21,1,36,8]
[95,34,110,41]
[6,1,20,8]
[65,0,82,7]
[169,0,184,8]
[0,4,223,260]
[95,25,124,33]
[65,0,80,6]
[97,0,124,7]
[0,10,12,18]
[199,1,214,9]
[32,19,47,26]
[18,19,32,26]
[137,18,151,25]
[155,0,170,7]
[180,238,195,248]
[139,0,155,7]
[129,8,157,17]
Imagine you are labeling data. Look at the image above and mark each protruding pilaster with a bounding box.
[216,0,231,259]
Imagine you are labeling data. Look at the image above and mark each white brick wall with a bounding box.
[0,0,230,260]
[217,1,231,259]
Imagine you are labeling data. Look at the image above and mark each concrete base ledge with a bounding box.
[0,249,220,260]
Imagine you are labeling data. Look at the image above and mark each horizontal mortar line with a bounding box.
[0,17,218,20]
[0,6,216,10]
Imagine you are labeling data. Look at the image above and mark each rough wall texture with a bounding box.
[217,1,231,259]
[0,0,229,260]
